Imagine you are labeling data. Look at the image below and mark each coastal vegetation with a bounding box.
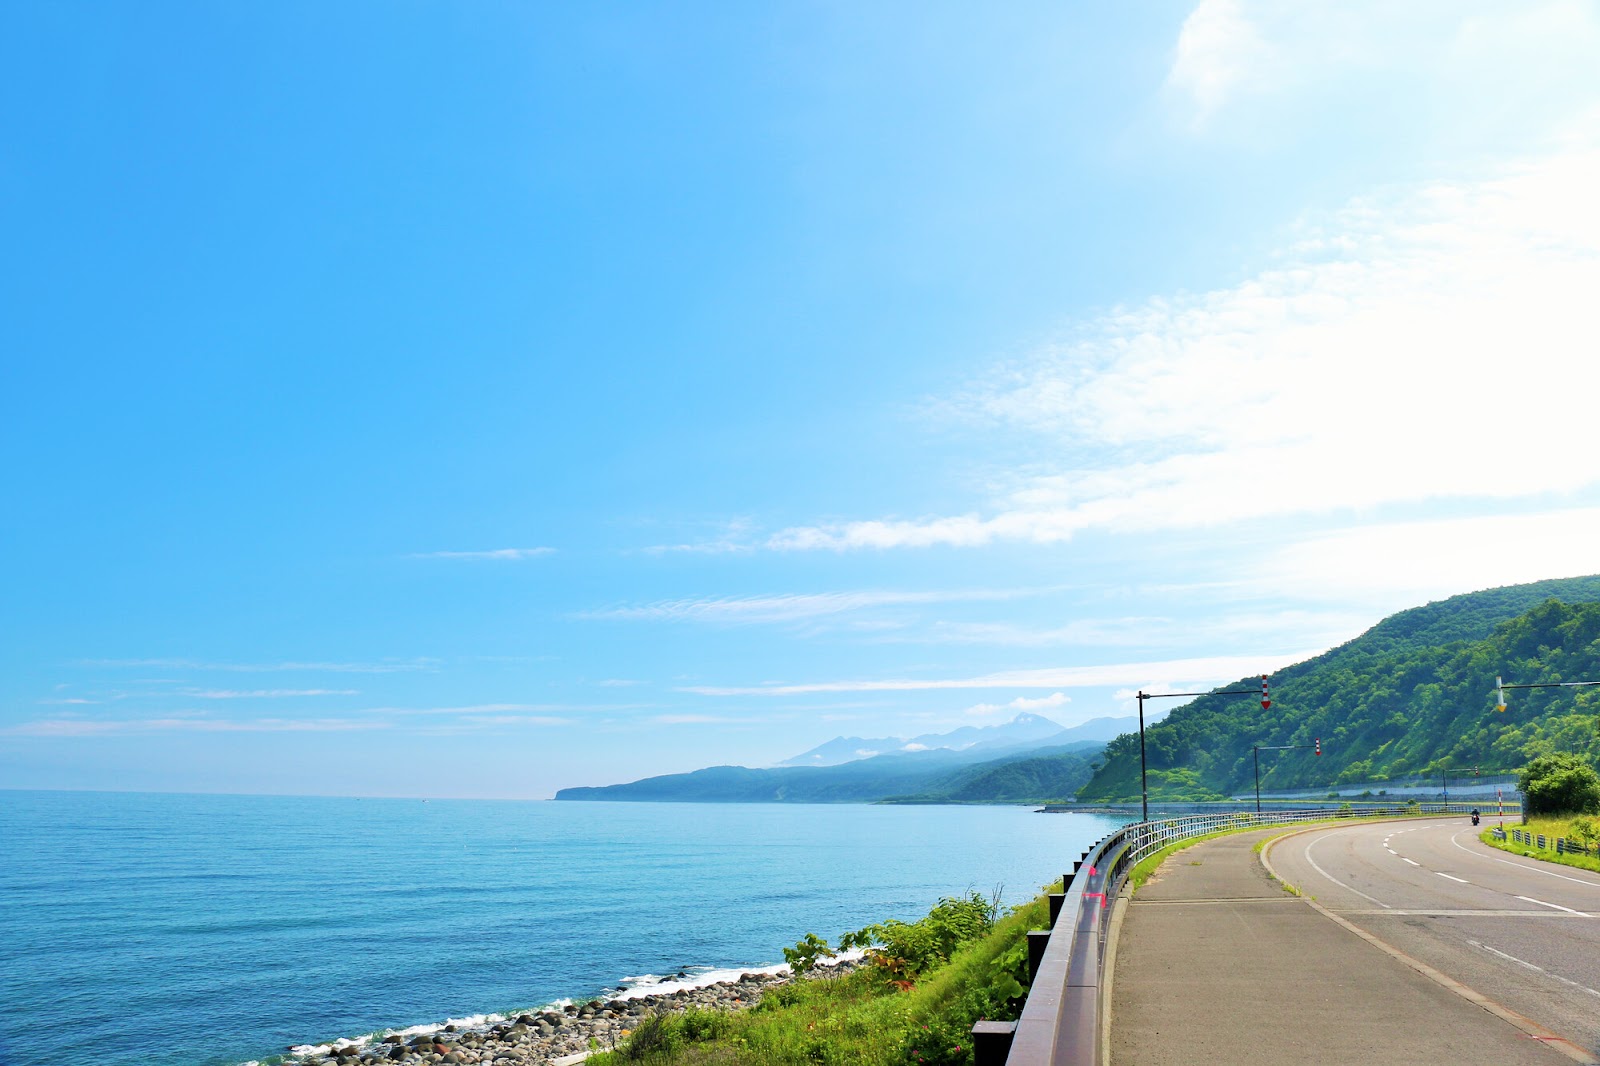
[1078,577,1600,803]
[590,888,1048,1066]
[1516,752,1600,816]
[1481,814,1600,874]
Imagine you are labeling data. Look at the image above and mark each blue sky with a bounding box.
[6,1,1600,799]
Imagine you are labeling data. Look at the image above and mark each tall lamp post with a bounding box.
[1493,676,1600,712]
[1253,742,1319,814]
[1137,675,1272,823]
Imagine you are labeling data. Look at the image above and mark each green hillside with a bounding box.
[1077,576,1600,802]
[879,746,1098,803]
[554,741,1102,803]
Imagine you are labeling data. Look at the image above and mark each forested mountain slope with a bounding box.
[1077,577,1600,802]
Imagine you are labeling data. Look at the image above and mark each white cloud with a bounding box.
[766,144,1600,552]
[1254,511,1600,606]
[366,702,628,717]
[965,691,1071,717]
[441,715,573,727]
[588,587,1037,624]
[906,608,1368,653]
[642,518,759,555]
[5,717,387,736]
[186,689,359,699]
[1166,0,1275,127]
[1164,1,1600,138]
[82,658,438,674]
[408,548,555,561]
[680,651,1310,697]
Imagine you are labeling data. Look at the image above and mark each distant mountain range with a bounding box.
[776,712,1127,766]
[553,713,1134,804]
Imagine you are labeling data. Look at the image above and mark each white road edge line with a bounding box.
[1515,895,1591,916]
[1468,940,1600,999]
[1438,873,1470,883]
[1449,828,1600,889]
[1305,827,1390,908]
[1403,857,1421,866]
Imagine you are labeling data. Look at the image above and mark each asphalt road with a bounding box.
[1266,817,1600,1059]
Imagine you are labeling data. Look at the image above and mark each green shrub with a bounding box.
[1518,753,1600,816]
[783,932,836,976]
[840,892,996,982]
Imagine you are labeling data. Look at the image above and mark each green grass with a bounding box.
[588,890,1052,1066]
[1480,814,1600,874]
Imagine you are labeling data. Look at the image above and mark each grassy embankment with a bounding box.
[1480,814,1600,874]
[587,888,1051,1066]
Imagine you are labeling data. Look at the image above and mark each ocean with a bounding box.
[0,790,1128,1066]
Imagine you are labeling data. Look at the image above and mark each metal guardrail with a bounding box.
[1507,826,1598,857]
[976,803,1489,1066]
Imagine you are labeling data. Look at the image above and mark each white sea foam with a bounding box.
[609,948,867,1002]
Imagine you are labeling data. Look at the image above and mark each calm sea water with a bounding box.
[0,791,1127,1066]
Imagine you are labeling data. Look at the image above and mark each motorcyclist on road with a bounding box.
[1470,807,1481,825]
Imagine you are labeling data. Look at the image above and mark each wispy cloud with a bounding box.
[759,143,1600,552]
[587,587,1039,624]
[80,658,438,674]
[407,547,555,561]
[362,702,605,717]
[5,717,388,737]
[186,689,360,699]
[1166,0,1275,128]
[680,652,1311,697]
[642,519,758,555]
[905,608,1369,654]
[965,692,1071,718]
[1165,1,1600,137]
[1252,511,1600,606]
[427,714,574,727]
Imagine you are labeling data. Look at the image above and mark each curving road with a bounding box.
[1267,817,1600,1058]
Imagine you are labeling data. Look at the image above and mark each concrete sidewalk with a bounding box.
[1109,828,1578,1065]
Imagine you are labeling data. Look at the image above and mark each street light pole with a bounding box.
[1137,691,1149,823]
[1136,678,1270,823]
[1253,746,1260,815]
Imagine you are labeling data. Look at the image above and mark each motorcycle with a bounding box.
[1470,812,1480,826]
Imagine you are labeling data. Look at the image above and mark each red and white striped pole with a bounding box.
[1261,675,1271,710]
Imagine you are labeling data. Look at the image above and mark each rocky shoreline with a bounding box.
[282,959,862,1066]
